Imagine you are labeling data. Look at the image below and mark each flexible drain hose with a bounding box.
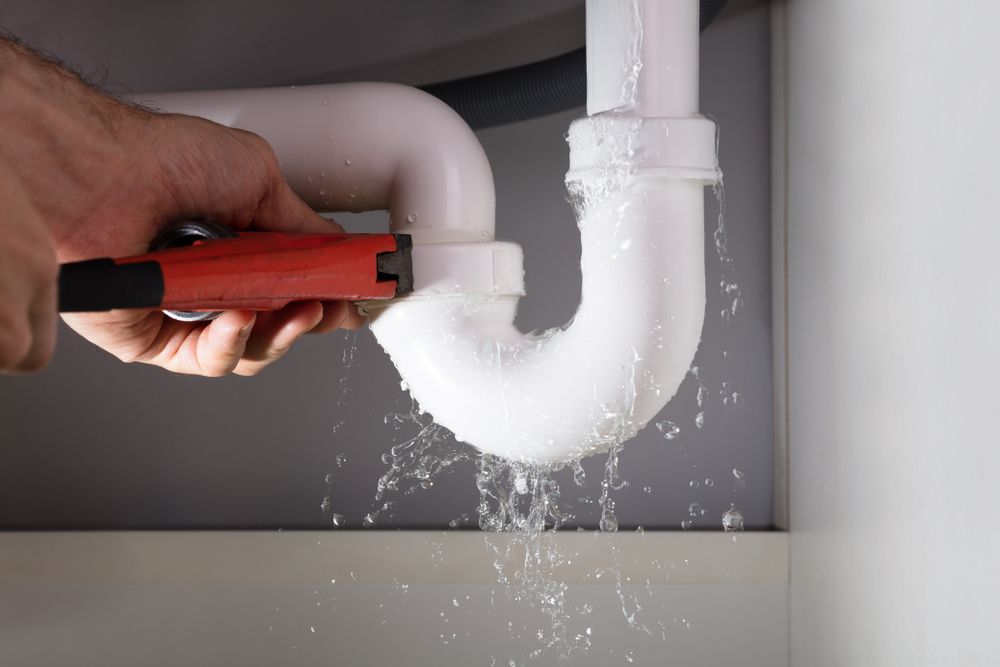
[420,0,729,130]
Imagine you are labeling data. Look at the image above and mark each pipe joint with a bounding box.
[566,115,719,184]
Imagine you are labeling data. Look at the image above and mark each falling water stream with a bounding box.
[313,14,747,651]
[311,155,746,663]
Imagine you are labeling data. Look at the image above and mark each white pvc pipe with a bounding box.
[369,176,706,462]
[148,83,495,244]
[586,0,699,116]
[152,0,714,464]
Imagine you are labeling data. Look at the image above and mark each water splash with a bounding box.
[364,399,475,526]
[476,456,584,659]
[328,87,746,667]
[654,420,680,440]
[722,505,744,533]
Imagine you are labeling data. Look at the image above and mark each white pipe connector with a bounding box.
[153,0,717,464]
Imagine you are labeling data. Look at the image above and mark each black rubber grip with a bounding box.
[58,259,165,312]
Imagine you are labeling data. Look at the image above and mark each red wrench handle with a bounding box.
[58,232,412,314]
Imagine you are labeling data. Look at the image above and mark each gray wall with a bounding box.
[0,0,773,530]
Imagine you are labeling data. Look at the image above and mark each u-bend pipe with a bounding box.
[149,0,717,464]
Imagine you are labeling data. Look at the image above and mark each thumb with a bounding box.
[252,180,345,234]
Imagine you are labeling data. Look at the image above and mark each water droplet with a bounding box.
[681,520,692,530]
[331,513,345,528]
[704,478,714,487]
[406,213,418,224]
[344,157,352,166]
[722,506,744,532]
[689,479,700,488]
[321,100,329,107]
[655,420,679,439]
[688,502,705,517]
[310,626,316,633]
[363,513,377,528]
[336,453,347,467]
[695,411,705,429]
[514,474,529,495]
[732,468,745,480]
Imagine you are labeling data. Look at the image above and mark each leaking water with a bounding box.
[312,72,750,667]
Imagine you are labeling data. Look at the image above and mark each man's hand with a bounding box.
[0,38,362,376]
[0,159,58,373]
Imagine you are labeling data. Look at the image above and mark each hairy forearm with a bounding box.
[0,37,163,251]
[0,35,78,92]
[0,36,138,133]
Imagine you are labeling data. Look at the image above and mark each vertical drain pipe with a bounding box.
[586,0,701,117]
[369,0,719,462]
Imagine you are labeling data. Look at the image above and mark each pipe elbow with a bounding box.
[148,82,496,243]
[370,175,707,464]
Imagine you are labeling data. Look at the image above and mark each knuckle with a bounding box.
[16,347,53,373]
[267,344,292,361]
[239,129,274,158]
[112,348,143,364]
[0,322,32,369]
[200,355,238,378]
[234,363,263,377]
